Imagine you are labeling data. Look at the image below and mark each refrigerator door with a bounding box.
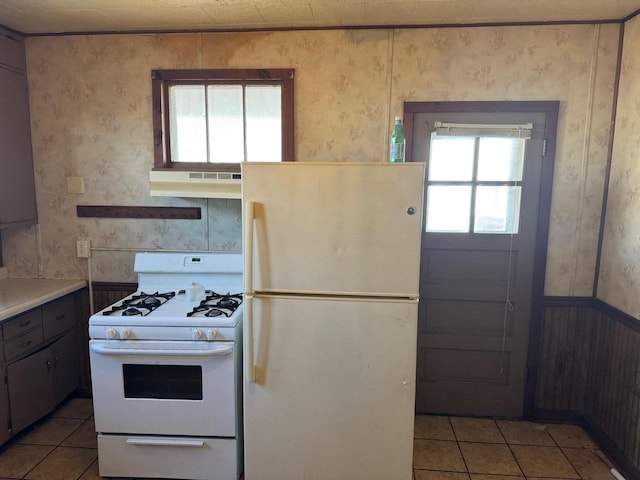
[243,295,417,480]
[242,162,425,297]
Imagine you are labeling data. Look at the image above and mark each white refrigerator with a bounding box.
[242,162,425,480]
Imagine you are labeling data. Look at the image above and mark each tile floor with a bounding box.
[0,398,620,480]
[414,414,619,480]
[0,397,98,480]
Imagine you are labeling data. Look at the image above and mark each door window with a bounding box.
[425,128,528,234]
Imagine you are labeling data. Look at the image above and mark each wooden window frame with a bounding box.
[152,69,295,173]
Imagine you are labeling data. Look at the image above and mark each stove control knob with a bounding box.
[207,329,218,340]
[120,328,132,339]
[192,328,205,340]
[106,328,119,339]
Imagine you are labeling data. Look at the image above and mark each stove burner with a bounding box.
[204,295,240,310]
[187,292,243,318]
[102,291,176,316]
[135,291,175,302]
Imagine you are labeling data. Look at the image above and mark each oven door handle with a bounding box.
[90,344,233,357]
[126,437,205,447]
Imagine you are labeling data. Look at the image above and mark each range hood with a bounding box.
[149,170,241,199]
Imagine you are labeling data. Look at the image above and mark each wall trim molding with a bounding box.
[91,281,137,291]
[543,296,640,329]
[19,19,627,38]
[594,297,640,333]
[77,205,201,220]
[542,295,594,307]
[593,23,625,298]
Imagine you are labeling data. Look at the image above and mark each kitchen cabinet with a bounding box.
[0,352,9,445]
[2,293,79,438]
[0,27,37,229]
[7,347,54,434]
[50,331,79,404]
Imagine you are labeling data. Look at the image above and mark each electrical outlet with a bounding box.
[76,240,91,258]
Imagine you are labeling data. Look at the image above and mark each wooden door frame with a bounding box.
[404,100,559,419]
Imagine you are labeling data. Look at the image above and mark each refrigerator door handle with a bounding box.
[244,200,255,295]
[244,200,256,383]
[245,295,255,383]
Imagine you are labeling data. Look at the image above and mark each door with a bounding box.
[0,381,9,445]
[7,348,55,434]
[409,105,556,417]
[244,296,417,480]
[51,331,80,405]
[242,162,425,296]
[89,340,236,436]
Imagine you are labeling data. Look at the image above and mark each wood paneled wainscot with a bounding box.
[535,297,640,479]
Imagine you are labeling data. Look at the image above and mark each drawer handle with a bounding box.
[126,437,205,447]
[18,320,31,327]
[19,339,32,348]
[55,314,66,320]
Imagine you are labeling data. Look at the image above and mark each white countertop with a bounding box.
[0,278,87,322]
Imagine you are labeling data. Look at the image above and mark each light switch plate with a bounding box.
[76,240,91,258]
[66,176,85,194]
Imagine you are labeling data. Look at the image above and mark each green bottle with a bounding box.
[390,116,406,163]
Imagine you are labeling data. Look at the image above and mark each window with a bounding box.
[152,69,294,172]
[425,123,530,234]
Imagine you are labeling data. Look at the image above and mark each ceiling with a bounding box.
[1,0,639,36]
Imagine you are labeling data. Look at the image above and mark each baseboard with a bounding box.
[533,408,585,424]
[73,387,92,399]
[584,416,640,480]
[534,409,638,480]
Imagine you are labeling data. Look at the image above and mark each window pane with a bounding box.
[169,85,207,163]
[426,186,472,232]
[474,186,521,233]
[477,138,524,181]
[208,85,244,163]
[246,85,282,162]
[428,135,475,181]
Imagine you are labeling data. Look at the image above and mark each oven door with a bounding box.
[89,339,237,437]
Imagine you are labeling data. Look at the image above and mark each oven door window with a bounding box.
[123,364,203,400]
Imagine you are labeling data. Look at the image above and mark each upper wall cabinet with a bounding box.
[0,28,37,229]
[0,31,26,72]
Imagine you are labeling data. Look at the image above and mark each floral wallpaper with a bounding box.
[391,25,619,298]
[598,15,640,319]
[0,25,622,300]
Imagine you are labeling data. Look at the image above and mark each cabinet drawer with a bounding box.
[97,434,238,480]
[4,328,44,362]
[43,295,75,341]
[2,309,42,341]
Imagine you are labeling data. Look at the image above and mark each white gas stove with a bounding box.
[88,252,243,480]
